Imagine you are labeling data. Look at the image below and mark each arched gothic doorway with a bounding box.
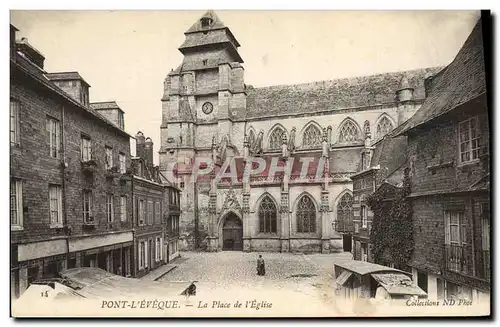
[221,213,243,251]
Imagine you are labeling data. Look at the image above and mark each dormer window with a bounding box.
[201,17,212,28]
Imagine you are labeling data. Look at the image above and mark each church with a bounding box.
[159,10,440,253]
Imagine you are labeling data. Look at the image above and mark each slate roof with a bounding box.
[369,134,408,184]
[397,18,486,135]
[45,71,91,87]
[244,67,441,119]
[12,55,131,138]
[90,101,123,112]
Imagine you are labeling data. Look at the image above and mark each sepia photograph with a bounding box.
[9,9,491,318]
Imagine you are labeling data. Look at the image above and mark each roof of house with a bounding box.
[397,18,486,135]
[244,67,441,119]
[369,134,408,184]
[90,101,124,112]
[12,55,131,139]
[45,71,91,87]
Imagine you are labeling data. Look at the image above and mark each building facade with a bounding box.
[159,11,440,253]
[10,26,134,298]
[350,129,409,262]
[396,19,490,301]
[131,132,182,277]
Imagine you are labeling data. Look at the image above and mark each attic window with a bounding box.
[203,59,208,66]
[201,17,212,28]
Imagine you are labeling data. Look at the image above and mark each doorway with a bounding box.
[222,213,243,251]
[343,234,352,252]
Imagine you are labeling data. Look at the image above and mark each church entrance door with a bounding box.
[222,213,243,251]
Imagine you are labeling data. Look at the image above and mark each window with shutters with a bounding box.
[338,119,360,143]
[459,116,480,163]
[10,99,20,146]
[49,185,63,227]
[139,200,145,225]
[155,237,161,262]
[81,136,92,162]
[120,196,127,222]
[10,179,23,229]
[269,127,285,150]
[296,195,316,233]
[259,196,277,233]
[148,201,153,225]
[105,146,113,170]
[139,241,146,269]
[360,205,368,228]
[444,211,468,274]
[119,153,126,174]
[46,117,60,158]
[155,202,161,224]
[83,190,93,223]
[302,124,322,147]
[376,116,394,139]
[106,194,114,222]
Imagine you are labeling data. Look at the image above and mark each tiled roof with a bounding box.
[397,18,486,135]
[90,101,123,111]
[244,67,441,119]
[45,71,91,87]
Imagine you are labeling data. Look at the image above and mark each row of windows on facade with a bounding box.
[248,116,395,151]
[248,115,482,165]
[10,99,127,172]
[256,193,368,233]
[10,179,168,229]
[134,198,163,226]
[138,237,164,271]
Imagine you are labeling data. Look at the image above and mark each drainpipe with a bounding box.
[60,104,70,268]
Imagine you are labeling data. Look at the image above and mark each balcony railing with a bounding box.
[444,244,472,276]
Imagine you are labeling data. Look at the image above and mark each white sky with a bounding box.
[10,10,480,164]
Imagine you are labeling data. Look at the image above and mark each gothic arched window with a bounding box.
[247,129,256,147]
[302,124,322,147]
[338,119,360,143]
[336,193,353,232]
[296,195,316,233]
[259,196,277,233]
[269,127,285,150]
[376,116,394,139]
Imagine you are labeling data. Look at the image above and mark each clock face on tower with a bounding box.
[202,102,213,114]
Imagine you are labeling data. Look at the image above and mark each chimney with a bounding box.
[136,131,146,160]
[145,137,154,173]
[10,25,19,60]
[16,37,45,69]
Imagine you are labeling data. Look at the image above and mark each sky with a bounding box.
[9,10,480,165]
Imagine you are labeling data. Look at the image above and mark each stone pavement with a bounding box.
[157,250,355,315]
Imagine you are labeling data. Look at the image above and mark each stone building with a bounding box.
[159,11,440,253]
[10,25,134,298]
[131,132,181,277]
[350,127,409,262]
[395,18,490,301]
